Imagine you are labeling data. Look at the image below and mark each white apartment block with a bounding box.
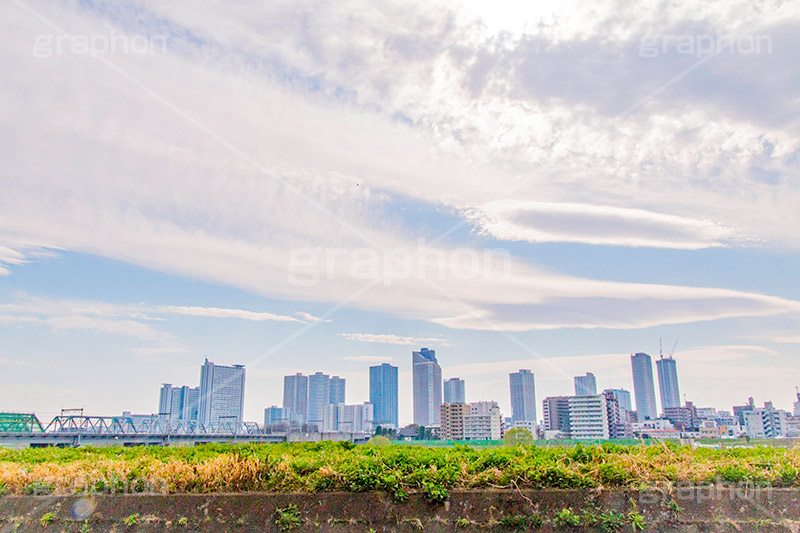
[567,395,609,440]
[463,401,503,440]
[744,402,787,438]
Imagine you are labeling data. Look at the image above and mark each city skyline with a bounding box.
[4,336,800,430]
[2,1,800,428]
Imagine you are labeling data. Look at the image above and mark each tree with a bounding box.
[503,427,535,446]
[368,435,391,446]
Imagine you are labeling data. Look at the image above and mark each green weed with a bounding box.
[274,504,301,531]
[39,512,56,526]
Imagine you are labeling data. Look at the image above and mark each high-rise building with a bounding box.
[198,359,245,426]
[264,406,288,427]
[656,355,681,411]
[440,402,471,440]
[369,363,398,428]
[574,373,597,396]
[603,390,633,439]
[159,384,200,422]
[413,348,442,426]
[330,376,346,405]
[444,378,466,404]
[630,353,657,420]
[283,373,308,424]
[604,388,632,412]
[323,402,374,433]
[307,372,331,427]
[509,369,536,423]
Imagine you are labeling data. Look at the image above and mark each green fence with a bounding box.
[398,438,655,448]
[0,412,45,433]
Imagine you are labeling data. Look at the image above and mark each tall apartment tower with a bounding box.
[159,384,200,422]
[307,372,331,427]
[198,359,245,426]
[656,356,680,411]
[574,372,597,396]
[412,348,442,426]
[604,388,632,412]
[631,353,657,420]
[283,373,309,424]
[369,363,399,428]
[509,369,536,423]
[444,378,466,404]
[329,376,346,405]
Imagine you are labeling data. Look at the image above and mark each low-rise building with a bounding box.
[464,401,503,440]
[567,395,609,440]
[440,403,471,440]
[744,401,788,438]
[542,396,571,438]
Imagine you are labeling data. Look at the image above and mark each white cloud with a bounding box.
[470,201,737,249]
[157,305,303,323]
[44,315,169,342]
[343,355,394,363]
[294,312,332,323]
[0,0,797,337]
[340,333,452,347]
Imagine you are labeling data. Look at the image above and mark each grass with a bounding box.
[274,504,301,531]
[0,441,798,497]
[39,512,56,526]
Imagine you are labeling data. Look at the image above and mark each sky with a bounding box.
[1,0,799,426]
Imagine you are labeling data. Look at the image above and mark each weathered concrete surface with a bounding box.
[1,488,799,532]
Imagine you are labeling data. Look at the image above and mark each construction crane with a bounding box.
[659,338,678,358]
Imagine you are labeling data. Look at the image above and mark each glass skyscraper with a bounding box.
[444,378,466,404]
[631,353,657,420]
[412,348,442,426]
[509,369,536,423]
[369,363,398,428]
[604,388,632,412]
[198,359,245,426]
[329,376,346,405]
[282,373,308,424]
[158,384,199,422]
[307,372,331,427]
[656,356,680,411]
[573,372,597,396]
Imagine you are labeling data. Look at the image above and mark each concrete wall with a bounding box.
[1,488,797,531]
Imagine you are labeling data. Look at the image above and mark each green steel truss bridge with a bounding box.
[0,414,286,447]
[0,412,45,433]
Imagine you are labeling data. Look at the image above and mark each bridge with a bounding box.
[0,414,287,448]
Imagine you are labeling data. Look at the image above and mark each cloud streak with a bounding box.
[470,201,737,249]
[340,333,452,346]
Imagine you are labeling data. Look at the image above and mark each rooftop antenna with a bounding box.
[659,338,663,358]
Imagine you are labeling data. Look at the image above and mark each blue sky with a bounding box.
[2,0,799,425]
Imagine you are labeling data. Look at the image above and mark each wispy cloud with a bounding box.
[343,355,394,363]
[340,333,451,347]
[157,305,303,323]
[469,201,737,249]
